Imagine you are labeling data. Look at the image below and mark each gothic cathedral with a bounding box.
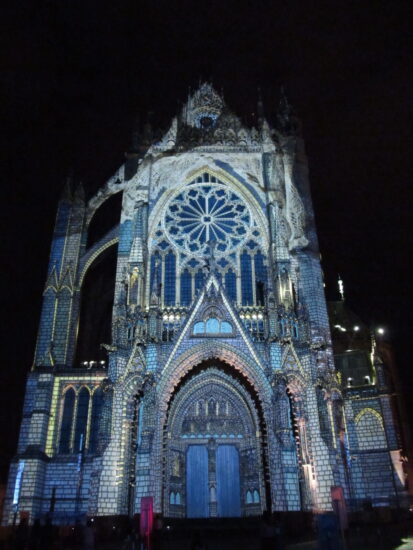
[3,84,408,524]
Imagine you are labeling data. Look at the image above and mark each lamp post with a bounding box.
[75,433,85,520]
[12,460,25,527]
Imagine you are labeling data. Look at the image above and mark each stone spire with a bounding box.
[277,86,300,135]
[150,258,161,307]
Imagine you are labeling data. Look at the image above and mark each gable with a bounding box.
[161,274,267,376]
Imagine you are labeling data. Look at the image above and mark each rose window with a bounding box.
[164,179,251,255]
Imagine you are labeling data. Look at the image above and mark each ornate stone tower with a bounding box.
[3,84,406,524]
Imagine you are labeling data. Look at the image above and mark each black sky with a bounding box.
[1,0,412,481]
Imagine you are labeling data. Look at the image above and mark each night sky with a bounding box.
[1,1,412,481]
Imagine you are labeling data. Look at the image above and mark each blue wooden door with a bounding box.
[186,445,209,517]
[216,445,241,517]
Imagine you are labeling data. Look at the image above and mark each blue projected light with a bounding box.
[241,252,253,305]
[89,389,103,454]
[225,270,237,301]
[180,270,192,306]
[164,252,176,305]
[195,270,205,293]
[164,177,251,256]
[59,389,75,454]
[74,388,89,452]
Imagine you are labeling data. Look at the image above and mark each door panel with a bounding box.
[216,445,241,517]
[186,445,209,517]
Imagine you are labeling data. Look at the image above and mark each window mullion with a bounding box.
[251,253,257,305]
[161,255,165,308]
[85,388,93,452]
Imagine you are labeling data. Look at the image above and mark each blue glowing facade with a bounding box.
[2,84,408,525]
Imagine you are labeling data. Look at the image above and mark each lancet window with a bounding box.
[89,388,103,453]
[59,388,75,454]
[58,385,103,455]
[164,251,176,305]
[169,492,182,505]
[73,387,89,453]
[180,270,192,306]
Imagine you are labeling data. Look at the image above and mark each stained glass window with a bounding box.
[89,388,103,454]
[150,173,269,304]
[206,318,220,333]
[164,251,176,305]
[162,322,175,342]
[356,412,386,450]
[254,252,267,306]
[59,388,75,454]
[221,321,232,333]
[225,270,237,302]
[194,322,205,334]
[180,269,192,306]
[241,252,253,305]
[195,269,205,295]
[193,319,233,335]
[74,387,90,453]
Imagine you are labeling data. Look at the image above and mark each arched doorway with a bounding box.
[162,364,266,518]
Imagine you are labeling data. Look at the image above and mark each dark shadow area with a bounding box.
[4,512,413,550]
[86,192,122,249]
[75,244,117,366]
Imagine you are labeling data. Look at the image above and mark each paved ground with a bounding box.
[2,519,413,549]
[75,524,413,550]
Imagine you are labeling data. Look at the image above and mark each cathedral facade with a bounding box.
[3,84,407,524]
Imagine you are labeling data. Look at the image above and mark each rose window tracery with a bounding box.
[164,176,251,256]
[149,173,269,310]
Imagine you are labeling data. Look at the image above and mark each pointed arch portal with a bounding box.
[162,361,267,518]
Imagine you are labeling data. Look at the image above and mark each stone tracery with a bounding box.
[149,171,269,308]
[164,176,251,256]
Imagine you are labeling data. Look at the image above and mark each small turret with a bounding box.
[60,173,74,203]
[277,267,295,309]
[257,87,264,126]
[150,257,161,307]
[73,181,85,204]
[276,86,300,136]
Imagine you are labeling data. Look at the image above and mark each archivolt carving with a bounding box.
[166,368,260,440]
[158,341,272,418]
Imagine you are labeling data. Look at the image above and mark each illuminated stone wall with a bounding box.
[2,84,406,525]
